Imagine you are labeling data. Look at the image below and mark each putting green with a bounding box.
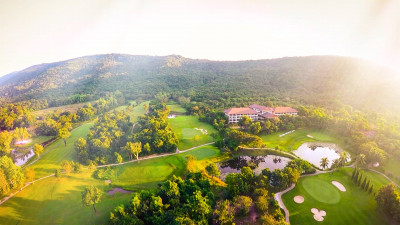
[181,128,202,138]
[302,177,341,204]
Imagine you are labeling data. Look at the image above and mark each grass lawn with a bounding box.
[28,122,94,177]
[381,157,400,181]
[0,144,220,225]
[18,136,54,148]
[112,145,220,190]
[260,128,341,152]
[166,101,187,113]
[169,115,217,150]
[282,168,390,224]
[0,170,130,225]
[115,101,149,123]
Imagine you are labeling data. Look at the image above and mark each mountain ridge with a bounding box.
[0,54,399,113]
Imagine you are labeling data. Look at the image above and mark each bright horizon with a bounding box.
[1,0,400,76]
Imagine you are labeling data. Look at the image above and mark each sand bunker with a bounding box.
[306,134,314,138]
[293,195,304,203]
[107,187,132,196]
[194,128,208,134]
[332,181,346,192]
[311,208,326,222]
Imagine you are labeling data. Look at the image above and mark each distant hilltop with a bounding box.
[0,54,399,113]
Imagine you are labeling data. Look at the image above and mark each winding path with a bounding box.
[0,142,215,206]
[274,169,332,223]
[274,164,400,224]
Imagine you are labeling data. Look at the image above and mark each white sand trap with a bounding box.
[332,181,346,192]
[294,195,304,203]
[194,128,208,134]
[307,134,314,138]
[311,208,326,222]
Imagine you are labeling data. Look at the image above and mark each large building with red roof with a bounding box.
[225,104,298,123]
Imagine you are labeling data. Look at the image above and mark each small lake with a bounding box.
[12,149,35,166]
[218,155,291,180]
[292,142,348,169]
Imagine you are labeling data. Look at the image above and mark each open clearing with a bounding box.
[112,145,220,190]
[282,168,390,224]
[0,170,129,225]
[115,101,149,123]
[1,138,219,224]
[166,101,187,113]
[28,122,94,177]
[169,115,217,150]
[260,128,341,151]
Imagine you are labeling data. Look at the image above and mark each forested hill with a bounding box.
[1,54,399,112]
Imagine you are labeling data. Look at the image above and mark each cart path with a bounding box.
[0,142,214,206]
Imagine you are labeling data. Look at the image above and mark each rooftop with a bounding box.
[224,107,258,115]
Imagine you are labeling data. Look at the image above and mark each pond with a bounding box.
[292,142,348,169]
[218,155,291,180]
[12,149,35,166]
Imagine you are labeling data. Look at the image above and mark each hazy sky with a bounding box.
[1,0,399,76]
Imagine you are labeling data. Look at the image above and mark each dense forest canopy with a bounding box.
[0,54,399,113]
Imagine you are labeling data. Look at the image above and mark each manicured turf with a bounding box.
[0,144,219,224]
[381,157,400,181]
[302,178,340,204]
[260,128,341,151]
[0,170,130,225]
[112,145,220,190]
[18,136,54,148]
[28,122,94,177]
[282,168,390,224]
[115,101,149,123]
[169,115,217,150]
[166,101,187,113]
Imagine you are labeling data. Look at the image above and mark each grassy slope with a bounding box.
[169,115,217,150]
[114,101,149,123]
[112,145,220,190]
[0,170,129,225]
[282,168,390,225]
[29,122,94,177]
[260,128,342,152]
[166,101,187,113]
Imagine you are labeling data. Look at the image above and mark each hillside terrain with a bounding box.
[1,54,399,113]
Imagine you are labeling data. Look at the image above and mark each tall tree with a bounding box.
[206,163,221,181]
[238,115,252,130]
[25,168,35,182]
[0,131,13,154]
[124,142,142,160]
[61,160,73,174]
[214,200,235,225]
[193,135,200,145]
[57,127,71,146]
[81,186,103,214]
[33,144,44,158]
[320,157,329,170]
[0,169,9,194]
[355,154,366,168]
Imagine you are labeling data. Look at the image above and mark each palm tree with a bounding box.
[355,154,366,168]
[339,151,349,167]
[320,157,329,170]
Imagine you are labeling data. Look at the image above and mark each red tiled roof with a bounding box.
[259,112,277,118]
[249,104,268,110]
[273,107,298,113]
[224,107,258,115]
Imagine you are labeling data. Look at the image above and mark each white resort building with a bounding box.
[225,104,298,123]
[224,107,259,123]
